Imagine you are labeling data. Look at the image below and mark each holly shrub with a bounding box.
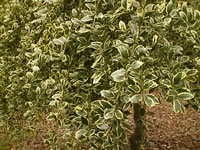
[0,0,200,150]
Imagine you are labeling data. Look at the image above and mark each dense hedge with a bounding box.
[0,0,200,149]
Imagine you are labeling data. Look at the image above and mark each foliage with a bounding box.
[188,0,200,10]
[0,0,200,149]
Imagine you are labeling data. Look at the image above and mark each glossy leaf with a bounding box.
[115,110,123,120]
[53,36,67,45]
[173,72,186,85]
[104,108,115,120]
[144,80,158,90]
[119,20,126,31]
[144,94,159,107]
[173,100,183,113]
[97,123,109,130]
[100,90,114,98]
[131,61,144,69]
[99,100,114,109]
[178,92,194,100]
[32,66,40,71]
[111,69,126,82]
[75,129,88,139]
[92,72,104,84]
[129,94,142,103]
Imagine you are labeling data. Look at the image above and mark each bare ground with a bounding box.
[145,99,200,150]
[0,100,200,150]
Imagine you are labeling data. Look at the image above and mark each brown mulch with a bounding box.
[145,99,200,150]
[1,100,200,150]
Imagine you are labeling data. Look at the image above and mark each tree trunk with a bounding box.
[130,103,146,150]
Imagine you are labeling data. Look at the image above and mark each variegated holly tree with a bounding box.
[0,0,199,150]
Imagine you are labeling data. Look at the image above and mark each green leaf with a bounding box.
[157,2,165,13]
[52,93,62,99]
[75,129,88,140]
[81,10,94,16]
[88,42,102,49]
[104,108,115,120]
[164,17,171,25]
[23,110,31,117]
[179,11,187,20]
[186,69,198,77]
[53,36,67,45]
[135,45,149,55]
[178,92,194,100]
[92,72,104,84]
[128,84,141,93]
[122,102,131,111]
[121,95,130,103]
[91,55,102,68]
[119,20,126,31]
[144,80,158,90]
[81,16,93,22]
[114,40,129,59]
[47,112,58,121]
[34,48,42,54]
[194,10,200,20]
[72,9,78,17]
[178,56,189,63]
[124,38,134,44]
[167,90,177,96]
[71,18,82,26]
[192,20,200,29]
[173,72,186,85]
[172,45,183,55]
[99,100,114,108]
[129,94,142,103]
[63,129,72,138]
[187,8,193,22]
[173,100,183,113]
[111,69,126,82]
[166,1,173,14]
[117,46,128,59]
[46,78,55,85]
[136,7,144,17]
[75,106,87,116]
[146,94,159,104]
[78,27,90,33]
[49,100,59,106]
[187,76,197,83]
[36,86,41,94]
[121,0,126,8]
[176,88,190,93]
[166,95,175,103]
[81,116,89,126]
[145,4,155,12]
[85,3,95,10]
[144,94,159,107]
[97,123,109,130]
[114,143,120,150]
[100,90,114,98]
[32,66,40,71]
[145,74,158,81]
[115,110,123,120]
[97,131,104,137]
[26,72,34,78]
[22,83,31,89]
[152,34,158,45]
[131,61,144,69]
[41,81,47,89]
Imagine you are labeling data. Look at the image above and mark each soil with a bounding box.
[144,99,200,150]
[1,99,200,150]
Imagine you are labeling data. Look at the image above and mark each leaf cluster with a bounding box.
[0,0,199,149]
